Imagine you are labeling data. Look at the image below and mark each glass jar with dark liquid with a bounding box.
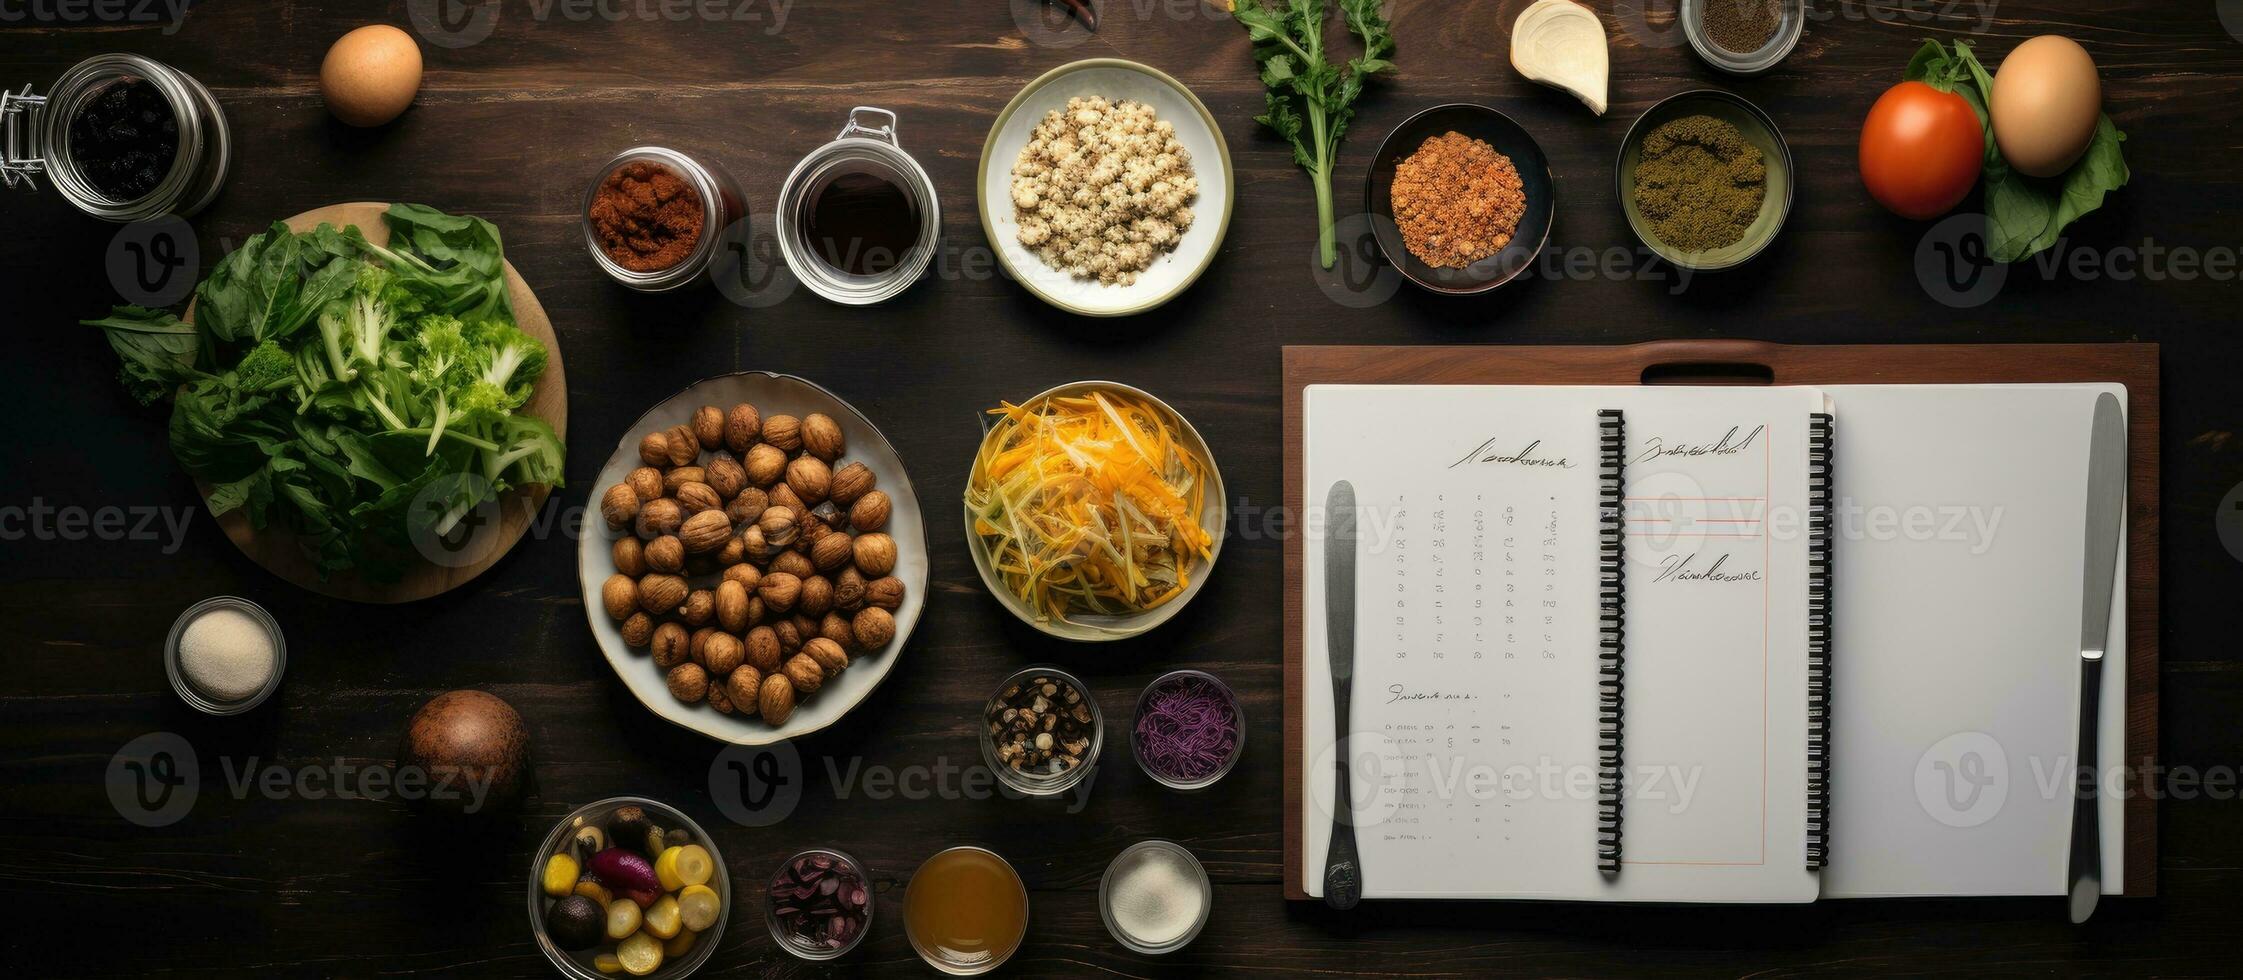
[777,107,941,305]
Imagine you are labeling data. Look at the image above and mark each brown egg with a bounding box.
[1990,35,2102,179]
[320,24,423,127]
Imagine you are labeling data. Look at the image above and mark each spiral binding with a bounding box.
[1597,409,1627,874]
[1805,413,1834,870]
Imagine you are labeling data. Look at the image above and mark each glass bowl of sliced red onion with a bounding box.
[765,847,872,960]
[1130,669,1245,791]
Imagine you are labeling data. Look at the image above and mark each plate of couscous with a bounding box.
[978,58,1234,317]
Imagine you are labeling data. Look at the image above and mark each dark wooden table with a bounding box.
[6,1,2241,975]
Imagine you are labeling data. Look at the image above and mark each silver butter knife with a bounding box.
[1323,480,1362,910]
[2068,392,2126,924]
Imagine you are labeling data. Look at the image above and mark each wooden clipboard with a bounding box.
[1281,341,2160,900]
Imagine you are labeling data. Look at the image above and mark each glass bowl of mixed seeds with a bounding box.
[979,665,1103,798]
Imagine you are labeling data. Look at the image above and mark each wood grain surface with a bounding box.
[5,1,2243,976]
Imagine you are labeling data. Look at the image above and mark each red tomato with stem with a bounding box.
[1859,80,1985,220]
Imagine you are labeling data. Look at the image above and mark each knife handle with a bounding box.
[1324,704,1361,910]
[2067,656,2103,922]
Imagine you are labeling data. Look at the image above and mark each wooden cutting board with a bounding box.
[1280,340,2159,899]
[188,202,569,603]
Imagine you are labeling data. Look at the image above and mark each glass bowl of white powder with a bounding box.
[1097,839,1210,955]
[164,596,285,715]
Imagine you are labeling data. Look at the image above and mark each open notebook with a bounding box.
[1298,383,2127,903]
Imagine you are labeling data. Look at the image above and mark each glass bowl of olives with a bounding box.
[528,797,730,978]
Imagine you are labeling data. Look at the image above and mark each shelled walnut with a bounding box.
[596,399,909,724]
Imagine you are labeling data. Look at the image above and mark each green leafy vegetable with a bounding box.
[83,204,563,580]
[1235,0,1395,268]
[1903,39,2130,263]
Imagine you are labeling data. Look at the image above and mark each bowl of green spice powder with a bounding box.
[1617,89,1793,272]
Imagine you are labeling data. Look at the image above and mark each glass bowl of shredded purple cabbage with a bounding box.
[1130,669,1244,791]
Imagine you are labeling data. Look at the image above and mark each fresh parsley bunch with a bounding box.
[1235,0,1395,269]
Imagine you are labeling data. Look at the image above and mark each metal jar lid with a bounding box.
[775,107,941,306]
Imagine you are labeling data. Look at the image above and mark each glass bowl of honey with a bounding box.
[903,846,1029,975]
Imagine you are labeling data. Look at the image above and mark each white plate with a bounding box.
[978,58,1234,317]
[576,373,927,745]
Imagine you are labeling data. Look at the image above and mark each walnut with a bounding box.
[620,612,654,647]
[644,535,685,574]
[705,455,748,500]
[638,574,688,615]
[600,484,640,530]
[725,486,769,525]
[803,636,849,674]
[638,431,670,466]
[662,466,707,495]
[745,444,787,487]
[768,549,814,580]
[663,423,700,467]
[865,576,906,611]
[759,571,801,613]
[850,490,890,532]
[726,665,763,718]
[723,563,762,592]
[707,680,735,714]
[852,606,896,650]
[636,497,684,538]
[674,482,722,515]
[809,530,855,573]
[703,631,745,675]
[679,509,732,554]
[739,524,771,561]
[627,466,665,500]
[852,533,897,577]
[724,403,761,454]
[820,612,856,651]
[667,662,709,703]
[828,462,875,507]
[785,455,831,505]
[689,626,715,662]
[798,575,833,617]
[758,507,799,548]
[768,482,806,515]
[745,626,783,673]
[718,535,747,567]
[834,569,868,611]
[612,536,648,578]
[762,414,802,452]
[680,588,716,627]
[758,671,796,724]
[782,653,824,694]
[601,574,637,620]
[651,622,690,668]
[692,405,725,450]
[796,413,842,461]
[717,580,752,632]
[772,618,803,652]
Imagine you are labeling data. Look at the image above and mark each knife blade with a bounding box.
[1322,480,1362,910]
[2068,392,2125,924]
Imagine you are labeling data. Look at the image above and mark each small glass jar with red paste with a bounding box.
[581,145,744,292]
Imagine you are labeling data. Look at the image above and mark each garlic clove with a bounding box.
[1511,0,1611,116]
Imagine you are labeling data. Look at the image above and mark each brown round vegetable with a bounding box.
[852,532,897,578]
[667,663,710,702]
[724,403,761,454]
[692,405,726,450]
[852,606,896,650]
[758,671,796,724]
[602,574,638,620]
[398,690,528,814]
[600,484,640,530]
[801,413,844,461]
[850,490,890,532]
[762,414,802,452]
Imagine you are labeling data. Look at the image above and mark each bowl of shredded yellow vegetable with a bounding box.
[964,381,1225,641]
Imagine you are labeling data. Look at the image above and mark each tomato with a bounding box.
[1859,80,1985,220]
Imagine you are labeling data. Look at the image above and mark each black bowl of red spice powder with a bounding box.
[1365,103,1554,296]
[1132,669,1244,791]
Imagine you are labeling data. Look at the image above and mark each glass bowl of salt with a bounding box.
[164,596,285,715]
[1098,839,1211,955]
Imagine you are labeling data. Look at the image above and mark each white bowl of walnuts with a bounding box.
[578,372,926,745]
